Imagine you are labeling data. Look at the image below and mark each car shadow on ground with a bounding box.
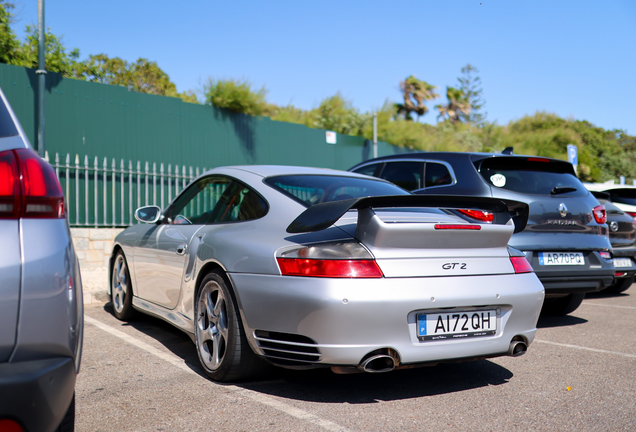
[585,290,631,299]
[101,302,515,403]
[536,314,588,329]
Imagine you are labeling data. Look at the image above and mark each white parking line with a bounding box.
[581,302,636,310]
[84,315,351,432]
[535,339,636,359]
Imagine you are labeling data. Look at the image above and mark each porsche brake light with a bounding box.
[277,241,383,278]
[592,205,606,224]
[0,148,65,219]
[510,256,533,274]
[434,224,481,230]
[456,209,494,223]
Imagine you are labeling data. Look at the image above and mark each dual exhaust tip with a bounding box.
[333,338,527,375]
[358,350,399,373]
[508,339,528,357]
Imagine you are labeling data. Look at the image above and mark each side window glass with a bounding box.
[353,163,383,178]
[218,184,268,222]
[379,162,422,191]
[425,163,453,188]
[169,176,232,225]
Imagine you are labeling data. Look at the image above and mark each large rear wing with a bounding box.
[287,195,529,234]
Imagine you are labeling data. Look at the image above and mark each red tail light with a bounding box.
[456,209,494,223]
[592,205,606,224]
[510,256,533,274]
[626,211,636,219]
[0,148,65,219]
[434,224,481,230]
[277,258,383,278]
[0,419,24,432]
[527,157,550,163]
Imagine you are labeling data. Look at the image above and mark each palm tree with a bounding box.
[395,75,439,121]
[436,86,471,123]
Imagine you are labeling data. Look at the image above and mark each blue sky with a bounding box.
[10,0,636,134]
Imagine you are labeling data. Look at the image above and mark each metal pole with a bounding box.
[373,112,378,158]
[36,0,46,157]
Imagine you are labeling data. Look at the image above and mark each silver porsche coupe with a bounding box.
[109,165,545,381]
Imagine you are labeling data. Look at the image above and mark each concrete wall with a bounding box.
[71,228,124,304]
[71,228,124,270]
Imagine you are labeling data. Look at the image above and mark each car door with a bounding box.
[133,176,233,308]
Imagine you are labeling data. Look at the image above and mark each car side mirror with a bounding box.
[134,205,162,224]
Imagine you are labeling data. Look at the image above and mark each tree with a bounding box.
[436,86,471,123]
[395,75,439,121]
[204,78,270,115]
[13,24,80,76]
[74,54,197,103]
[457,64,487,124]
[0,1,20,64]
[305,93,368,136]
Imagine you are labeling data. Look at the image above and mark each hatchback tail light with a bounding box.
[456,209,494,223]
[0,148,65,219]
[592,205,606,225]
[599,251,612,260]
[277,241,383,278]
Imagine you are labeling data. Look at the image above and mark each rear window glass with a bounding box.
[0,97,19,138]
[265,175,409,207]
[608,189,636,206]
[477,157,587,196]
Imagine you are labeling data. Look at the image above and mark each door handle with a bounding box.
[176,244,187,255]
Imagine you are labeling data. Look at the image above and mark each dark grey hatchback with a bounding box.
[350,152,614,315]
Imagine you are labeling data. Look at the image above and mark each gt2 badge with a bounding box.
[442,263,467,270]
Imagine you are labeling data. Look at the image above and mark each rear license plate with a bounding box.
[614,257,633,268]
[538,252,584,266]
[417,310,497,341]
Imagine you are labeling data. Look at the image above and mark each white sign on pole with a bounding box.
[326,131,337,144]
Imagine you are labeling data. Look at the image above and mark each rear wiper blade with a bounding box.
[551,186,578,195]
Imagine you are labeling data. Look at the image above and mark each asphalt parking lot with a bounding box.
[76,287,636,432]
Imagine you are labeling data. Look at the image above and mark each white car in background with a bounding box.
[584,182,636,217]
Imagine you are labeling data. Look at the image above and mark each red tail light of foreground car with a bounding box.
[0,148,65,219]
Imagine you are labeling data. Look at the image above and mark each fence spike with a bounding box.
[44,151,49,162]
[55,153,59,164]
[65,153,70,165]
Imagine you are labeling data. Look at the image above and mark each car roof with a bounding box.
[350,151,566,166]
[584,182,636,191]
[212,165,376,179]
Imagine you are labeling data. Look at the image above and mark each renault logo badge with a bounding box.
[559,203,568,218]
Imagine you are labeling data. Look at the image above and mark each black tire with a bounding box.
[110,251,136,320]
[603,277,634,295]
[55,393,74,432]
[194,270,264,382]
[541,293,585,316]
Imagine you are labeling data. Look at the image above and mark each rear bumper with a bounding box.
[0,357,76,432]
[522,250,615,295]
[538,274,615,295]
[230,272,545,368]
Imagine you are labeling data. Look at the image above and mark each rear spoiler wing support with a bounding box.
[286,195,529,234]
